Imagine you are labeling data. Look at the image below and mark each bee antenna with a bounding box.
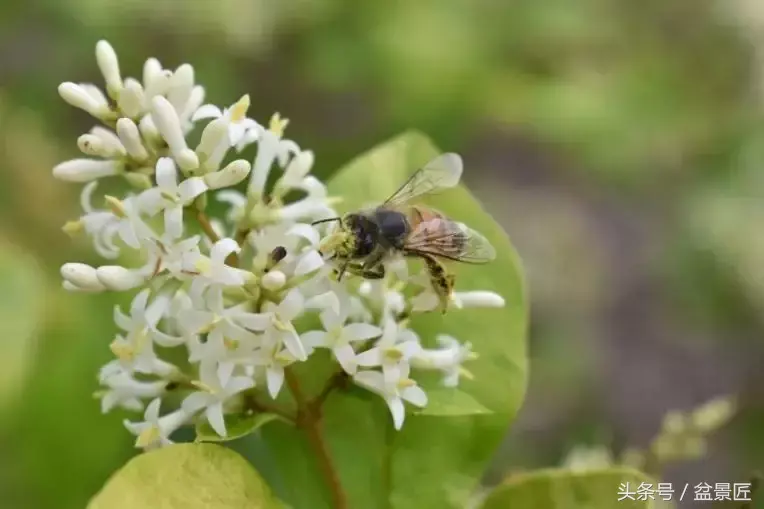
[311,217,341,226]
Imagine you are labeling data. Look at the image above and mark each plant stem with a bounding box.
[194,208,242,266]
[285,368,348,509]
[312,370,347,408]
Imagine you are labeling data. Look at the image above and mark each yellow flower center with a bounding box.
[104,195,127,218]
[268,112,289,137]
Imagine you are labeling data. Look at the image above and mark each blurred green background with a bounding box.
[1,1,763,508]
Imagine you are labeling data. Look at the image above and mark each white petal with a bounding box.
[53,159,120,182]
[333,344,358,374]
[95,40,122,94]
[179,177,208,203]
[300,330,328,348]
[206,402,227,437]
[210,238,240,263]
[177,309,215,334]
[164,206,183,239]
[319,309,343,332]
[399,341,422,359]
[278,289,304,320]
[454,291,505,308]
[386,396,406,430]
[343,323,382,342]
[266,366,284,399]
[401,385,427,407]
[155,157,178,190]
[355,348,382,367]
[192,104,223,122]
[61,262,103,290]
[152,328,186,348]
[286,223,320,247]
[217,361,235,387]
[410,291,439,313]
[234,312,271,331]
[181,392,209,414]
[294,250,324,276]
[113,305,133,331]
[144,397,162,421]
[353,370,386,395]
[226,376,255,395]
[280,329,307,362]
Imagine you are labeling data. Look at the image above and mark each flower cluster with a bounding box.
[55,41,506,449]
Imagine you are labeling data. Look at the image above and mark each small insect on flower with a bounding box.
[315,153,496,313]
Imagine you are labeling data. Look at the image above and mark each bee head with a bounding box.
[316,213,376,260]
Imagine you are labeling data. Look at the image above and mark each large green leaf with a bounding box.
[258,131,528,508]
[478,468,666,509]
[88,443,287,509]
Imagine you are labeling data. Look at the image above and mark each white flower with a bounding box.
[98,369,167,413]
[301,307,382,374]
[410,335,476,387]
[247,113,300,196]
[96,265,149,291]
[139,157,208,238]
[203,159,251,190]
[186,238,255,296]
[272,150,314,197]
[251,333,299,399]
[144,234,201,280]
[216,190,247,223]
[63,182,122,258]
[77,127,125,158]
[193,94,260,150]
[353,364,427,430]
[109,289,177,375]
[181,361,254,438]
[103,194,157,250]
[117,78,145,118]
[116,118,150,162]
[124,398,190,450]
[60,262,105,291]
[356,318,420,382]
[261,288,309,361]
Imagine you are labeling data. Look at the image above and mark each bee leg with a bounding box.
[343,262,386,280]
[422,255,453,314]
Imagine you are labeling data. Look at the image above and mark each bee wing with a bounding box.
[404,219,496,264]
[383,153,463,206]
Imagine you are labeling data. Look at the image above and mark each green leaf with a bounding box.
[478,468,666,509]
[87,443,287,509]
[0,240,45,413]
[415,389,492,416]
[196,412,286,443]
[259,131,528,508]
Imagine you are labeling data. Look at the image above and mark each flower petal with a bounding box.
[234,312,271,331]
[355,348,382,368]
[192,104,223,122]
[144,398,162,421]
[266,366,284,399]
[286,223,320,247]
[386,396,405,430]
[217,361,235,387]
[205,402,227,437]
[353,370,386,395]
[401,385,427,407]
[164,206,183,240]
[210,238,240,263]
[178,177,208,203]
[278,289,304,320]
[343,323,382,342]
[181,392,209,414]
[333,343,358,374]
[155,157,178,190]
[300,330,328,348]
[294,250,324,276]
[280,329,307,362]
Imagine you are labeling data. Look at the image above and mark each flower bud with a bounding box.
[167,63,194,114]
[453,291,505,309]
[195,117,228,164]
[61,263,105,291]
[96,40,122,99]
[151,96,199,172]
[96,266,146,291]
[118,78,145,118]
[53,159,122,182]
[58,82,110,118]
[203,159,251,189]
[124,172,153,190]
[262,270,286,291]
[116,118,149,162]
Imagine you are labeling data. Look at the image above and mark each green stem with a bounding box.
[285,368,348,509]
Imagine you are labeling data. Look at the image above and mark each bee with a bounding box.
[313,153,496,313]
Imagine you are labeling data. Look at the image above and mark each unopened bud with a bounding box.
[262,270,286,291]
[58,82,110,118]
[95,40,123,99]
[96,266,146,291]
[53,159,122,183]
[203,159,251,189]
[61,263,105,291]
[116,118,149,162]
[118,78,145,118]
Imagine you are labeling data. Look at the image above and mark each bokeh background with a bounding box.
[1,1,763,508]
